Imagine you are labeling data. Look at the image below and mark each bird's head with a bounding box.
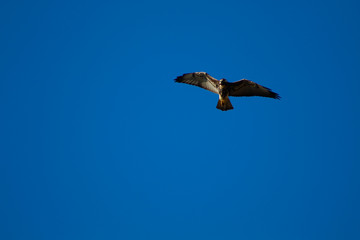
[219,79,228,85]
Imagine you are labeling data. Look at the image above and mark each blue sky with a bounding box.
[1,0,360,239]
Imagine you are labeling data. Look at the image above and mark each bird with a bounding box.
[175,72,280,111]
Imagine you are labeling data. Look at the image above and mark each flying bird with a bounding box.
[175,72,280,111]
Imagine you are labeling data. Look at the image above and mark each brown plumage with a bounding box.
[175,72,280,111]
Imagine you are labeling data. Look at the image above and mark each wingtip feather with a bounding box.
[174,73,189,83]
[264,86,281,100]
[272,91,281,100]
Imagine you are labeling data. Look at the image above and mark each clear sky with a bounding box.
[1,0,360,239]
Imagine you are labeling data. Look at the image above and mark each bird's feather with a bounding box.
[175,72,219,94]
[228,79,280,99]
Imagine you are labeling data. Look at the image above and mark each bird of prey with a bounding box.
[175,72,280,111]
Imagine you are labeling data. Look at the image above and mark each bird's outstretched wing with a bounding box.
[175,72,219,94]
[228,79,280,99]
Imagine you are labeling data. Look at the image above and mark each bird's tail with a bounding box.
[216,96,234,111]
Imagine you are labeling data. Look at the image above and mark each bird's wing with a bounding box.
[228,79,280,99]
[175,72,219,94]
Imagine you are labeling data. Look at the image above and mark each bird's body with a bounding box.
[175,72,280,111]
[218,80,229,98]
[217,79,233,111]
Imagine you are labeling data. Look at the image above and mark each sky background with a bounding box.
[1,0,360,239]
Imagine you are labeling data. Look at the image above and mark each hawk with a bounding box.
[175,72,280,111]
